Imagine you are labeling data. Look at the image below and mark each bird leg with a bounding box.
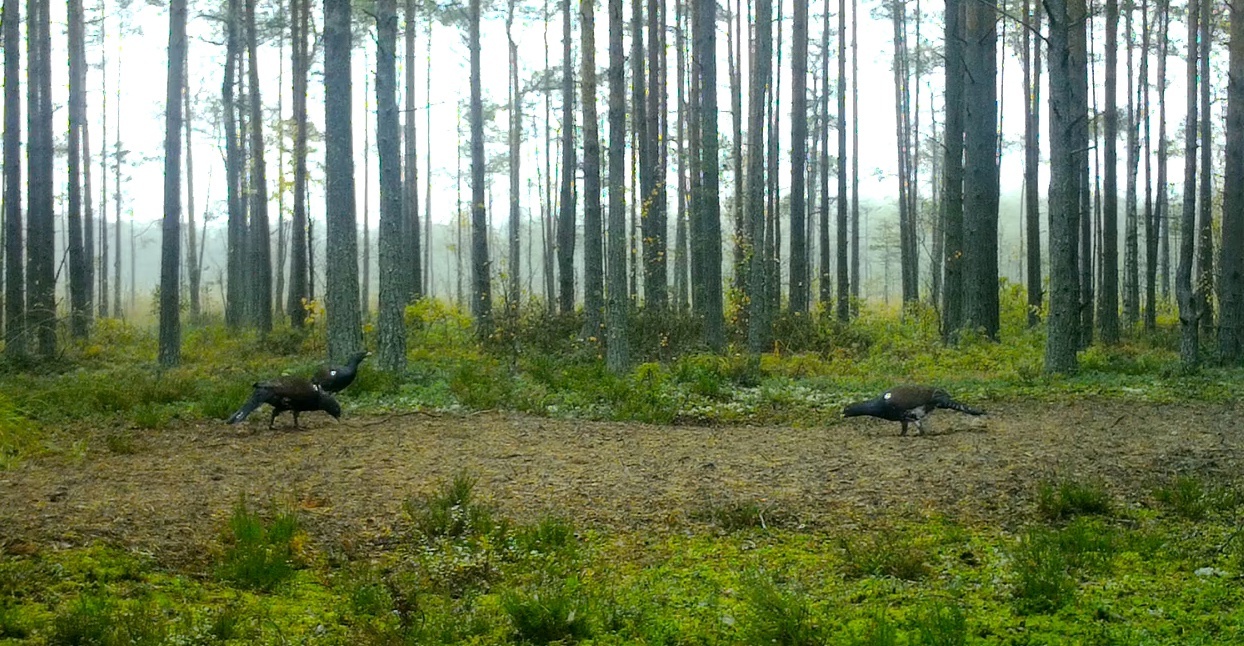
[292,411,301,430]
[268,408,278,430]
[914,418,925,436]
[900,420,909,436]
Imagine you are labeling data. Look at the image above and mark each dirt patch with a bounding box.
[1,400,1239,565]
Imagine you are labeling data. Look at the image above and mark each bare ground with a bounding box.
[1,400,1239,565]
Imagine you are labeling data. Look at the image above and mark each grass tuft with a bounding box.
[1037,477,1114,521]
[840,531,931,581]
[405,470,497,541]
[740,571,826,646]
[215,499,303,591]
[501,577,594,644]
[911,598,967,646]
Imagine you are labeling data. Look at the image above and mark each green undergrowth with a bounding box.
[2,473,1242,644]
[2,291,1243,439]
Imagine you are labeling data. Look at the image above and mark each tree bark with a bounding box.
[27,0,56,357]
[606,0,629,370]
[68,0,89,337]
[942,0,965,336]
[788,0,808,314]
[377,0,407,372]
[245,0,272,332]
[746,0,772,352]
[962,0,999,337]
[3,0,23,357]
[288,0,309,326]
[469,0,492,339]
[159,0,186,367]
[405,0,422,302]
[1197,0,1214,338]
[185,53,201,320]
[1100,0,1120,342]
[1024,0,1043,327]
[1178,0,1199,367]
[1044,0,1082,373]
[1219,0,1244,363]
[509,1,525,321]
[558,0,577,314]
[581,0,603,339]
[324,0,364,359]
[695,0,723,349]
[645,0,667,310]
[224,0,245,329]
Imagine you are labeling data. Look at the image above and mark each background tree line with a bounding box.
[1,0,1242,375]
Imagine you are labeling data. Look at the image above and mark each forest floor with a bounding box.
[1,399,1240,566]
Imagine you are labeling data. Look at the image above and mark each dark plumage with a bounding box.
[227,376,342,429]
[312,351,370,393]
[842,385,984,436]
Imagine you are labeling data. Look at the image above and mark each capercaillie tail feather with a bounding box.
[227,389,269,424]
[942,400,985,416]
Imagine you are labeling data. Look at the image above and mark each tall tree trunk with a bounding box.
[696,0,723,349]
[159,0,186,366]
[245,0,272,332]
[288,0,309,326]
[606,0,629,370]
[674,0,688,311]
[581,0,603,339]
[767,0,783,314]
[687,0,703,316]
[850,0,860,308]
[405,0,422,302]
[1141,0,1156,332]
[1156,0,1169,303]
[98,3,108,320]
[1221,0,1244,362]
[821,0,832,308]
[1100,0,1120,342]
[558,0,577,314]
[962,0,999,336]
[746,0,772,352]
[788,0,808,314]
[510,2,526,321]
[469,0,491,338]
[543,0,555,309]
[1178,0,1199,367]
[362,64,372,319]
[3,0,23,357]
[27,0,55,357]
[68,0,88,339]
[646,0,667,311]
[632,0,652,307]
[1123,4,1139,327]
[274,31,285,319]
[324,0,364,358]
[1024,0,1043,327]
[185,54,200,320]
[377,0,407,372]
[224,0,245,329]
[1044,0,1083,373]
[942,0,965,336]
[1075,0,1092,347]
[1196,0,1213,338]
[114,50,122,319]
[835,0,848,320]
[425,19,433,297]
[730,0,744,297]
[891,0,914,305]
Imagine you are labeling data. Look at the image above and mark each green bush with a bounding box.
[405,471,497,541]
[911,599,967,646]
[501,577,594,644]
[216,500,303,591]
[741,571,826,646]
[1010,527,1076,614]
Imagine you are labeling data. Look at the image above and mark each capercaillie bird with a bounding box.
[227,376,342,430]
[311,351,370,394]
[842,385,984,436]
